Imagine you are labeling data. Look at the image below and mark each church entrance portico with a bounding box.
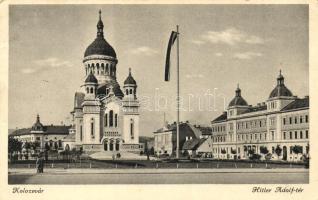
[102,137,122,152]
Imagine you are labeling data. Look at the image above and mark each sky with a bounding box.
[9,5,308,136]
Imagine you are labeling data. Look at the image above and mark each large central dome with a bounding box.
[84,37,117,58]
[84,10,117,58]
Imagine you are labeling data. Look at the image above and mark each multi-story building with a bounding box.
[10,114,71,151]
[211,71,309,161]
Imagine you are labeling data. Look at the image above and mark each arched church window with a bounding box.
[90,87,94,94]
[109,140,114,151]
[109,110,114,127]
[86,87,89,94]
[105,114,108,127]
[96,63,100,75]
[130,89,133,94]
[115,114,118,127]
[91,63,95,73]
[106,64,109,75]
[80,125,83,141]
[101,63,105,74]
[91,118,94,137]
[130,119,134,139]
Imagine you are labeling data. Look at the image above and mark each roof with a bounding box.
[269,71,293,98]
[74,92,85,108]
[84,12,116,58]
[182,138,207,150]
[241,105,267,114]
[196,126,212,135]
[228,87,248,107]
[97,79,124,98]
[124,68,136,85]
[10,125,71,136]
[212,112,227,123]
[85,71,98,83]
[269,84,293,98]
[281,97,309,111]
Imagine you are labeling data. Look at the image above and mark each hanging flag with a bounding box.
[164,31,178,81]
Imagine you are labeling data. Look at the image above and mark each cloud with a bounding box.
[195,28,264,46]
[191,40,205,45]
[233,52,263,60]
[215,52,223,57]
[130,46,158,56]
[21,57,73,74]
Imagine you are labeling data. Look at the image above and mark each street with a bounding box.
[9,171,308,184]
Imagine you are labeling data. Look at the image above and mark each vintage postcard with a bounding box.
[0,0,317,200]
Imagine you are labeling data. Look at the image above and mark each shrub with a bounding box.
[275,145,282,157]
[292,145,303,154]
[260,146,269,155]
[249,154,261,161]
[265,153,272,161]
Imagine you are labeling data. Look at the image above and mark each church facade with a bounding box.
[71,11,140,153]
[211,71,309,162]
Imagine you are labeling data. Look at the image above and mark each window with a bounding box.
[295,131,298,139]
[130,89,133,94]
[305,115,308,123]
[255,134,257,140]
[104,114,108,127]
[300,131,303,139]
[290,146,293,154]
[289,131,292,139]
[86,87,89,94]
[300,116,303,123]
[283,132,286,140]
[109,110,113,127]
[305,130,309,139]
[289,117,292,124]
[294,117,298,124]
[260,134,262,141]
[283,118,286,125]
[130,119,134,139]
[90,118,94,137]
[90,87,94,94]
[80,125,83,141]
[272,146,275,154]
[271,131,274,140]
[115,114,118,127]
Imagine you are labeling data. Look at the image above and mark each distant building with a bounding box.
[10,114,71,151]
[153,122,209,156]
[211,71,309,161]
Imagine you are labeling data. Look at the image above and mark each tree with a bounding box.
[292,145,303,154]
[275,145,282,158]
[260,146,269,155]
[8,137,22,161]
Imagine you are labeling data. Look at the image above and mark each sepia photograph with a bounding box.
[5,3,311,186]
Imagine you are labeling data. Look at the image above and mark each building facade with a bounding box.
[71,10,140,153]
[10,114,71,151]
[153,122,207,156]
[211,71,309,161]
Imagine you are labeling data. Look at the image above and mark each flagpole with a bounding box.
[176,25,180,159]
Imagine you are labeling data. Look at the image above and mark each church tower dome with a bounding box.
[31,114,44,131]
[83,10,118,84]
[84,10,116,58]
[123,68,137,99]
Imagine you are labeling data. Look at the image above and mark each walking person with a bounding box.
[36,154,41,173]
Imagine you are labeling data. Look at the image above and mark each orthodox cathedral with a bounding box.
[71,10,140,152]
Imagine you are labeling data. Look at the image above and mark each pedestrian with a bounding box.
[36,154,41,173]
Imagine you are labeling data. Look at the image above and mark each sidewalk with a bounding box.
[8,167,309,175]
